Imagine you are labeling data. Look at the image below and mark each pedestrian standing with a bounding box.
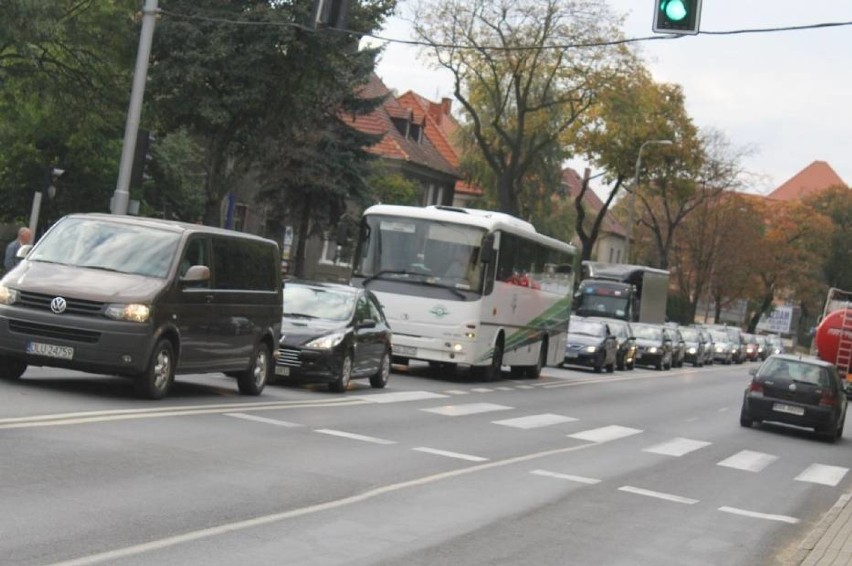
[4,227,33,272]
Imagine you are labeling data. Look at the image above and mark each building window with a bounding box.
[608,247,614,263]
[320,235,352,267]
[616,249,622,263]
[232,203,248,232]
[424,184,445,206]
[410,123,422,143]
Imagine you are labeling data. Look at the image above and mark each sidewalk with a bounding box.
[790,490,852,565]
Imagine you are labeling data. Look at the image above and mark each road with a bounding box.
[1,361,848,566]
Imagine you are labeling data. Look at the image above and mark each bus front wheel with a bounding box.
[475,341,503,382]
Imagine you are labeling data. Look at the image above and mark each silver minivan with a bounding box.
[0,213,282,399]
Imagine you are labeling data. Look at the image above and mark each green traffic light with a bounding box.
[662,0,687,22]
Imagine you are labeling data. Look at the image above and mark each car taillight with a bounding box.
[819,390,837,407]
[749,380,764,393]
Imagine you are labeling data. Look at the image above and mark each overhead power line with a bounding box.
[156,8,852,51]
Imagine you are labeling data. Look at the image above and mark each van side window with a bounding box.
[212,237,277,291]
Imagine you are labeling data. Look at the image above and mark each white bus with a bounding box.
[351,205,577,380]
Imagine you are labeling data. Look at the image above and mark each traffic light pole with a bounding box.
[111,0,158,215]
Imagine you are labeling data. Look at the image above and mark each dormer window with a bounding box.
[409,123,422,143]
[391,117,409,138]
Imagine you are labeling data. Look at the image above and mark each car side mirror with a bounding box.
[181,265,210,284]
[479,233,495,264]
[16,244,33,259]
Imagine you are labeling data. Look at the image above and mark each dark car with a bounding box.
[740,354,848,442]
[563,316,618,373]
[665,324,686,368]
[274,281,392,392]
[586,316,636,371]
[696,327,714,365]
[679,326,706,367]
[632,323,673,370]
[726,326,746,364]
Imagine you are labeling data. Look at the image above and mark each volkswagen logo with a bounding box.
[50,297,67,314]
[788,383,797,392]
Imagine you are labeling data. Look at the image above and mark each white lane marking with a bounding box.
[643,437,712,457]
[795,464,849,487]
[531,470,601,484]
[412,447,488,462]
[493,414,578,429]
[495,386,514,391]
[225,413,302,427]
[358,391,448,404]
[686,417,700,422]
[718,407,729,413]
[444,390,469,395]
[515,385,535,390]
[619,486,699,505]
[718,506,800,524]
[46,443,599,566]
[717,450,778,472]
[314,429,396,445]
[422,403,513,416]
[568,425,643,443]
[471,388,494,393]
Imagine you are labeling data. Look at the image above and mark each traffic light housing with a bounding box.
[653,0,702,35]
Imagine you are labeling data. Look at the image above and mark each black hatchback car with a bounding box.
[632,323,674,370]
[585,316,635,370]
[563,316,618,373]
[274,281,392,392]
[740,354,848,442]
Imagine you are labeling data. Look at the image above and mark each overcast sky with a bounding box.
[368,0,852,195]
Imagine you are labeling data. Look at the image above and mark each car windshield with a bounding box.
[569,320,605,337]
[283,285,356,322]
[632,325,662,340]
[710,331,728,343]
[680,328,699,341]
[27,216,181,278]
[758,358,828,386]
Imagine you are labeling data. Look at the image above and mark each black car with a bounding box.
[679,326,706,367]
[632,323,673,370]
[740,354,848,442]
[665,324,686,368]
[586,316,636,371]
[275,281,392,392]
[563,316,618,373]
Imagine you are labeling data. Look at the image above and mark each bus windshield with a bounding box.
[354,215,486,291]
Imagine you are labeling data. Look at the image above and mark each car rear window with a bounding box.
[759,358,828,386]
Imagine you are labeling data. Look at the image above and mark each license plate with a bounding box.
[395,345,417,356]
[773,403,805,416]
[564,352,578,359]
[26,341,74,360]
[275,366,290,377]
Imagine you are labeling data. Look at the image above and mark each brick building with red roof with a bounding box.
[767,161,847,201]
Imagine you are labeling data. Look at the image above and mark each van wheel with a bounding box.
[0,356,27,380]
[237,342,270,396]
[370,350,391,389]
[135,339,174,400]
[329,354,352,393]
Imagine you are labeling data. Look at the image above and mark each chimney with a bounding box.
[441,97,452,116]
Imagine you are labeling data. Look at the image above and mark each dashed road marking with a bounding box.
[619,486,699,505]
[643,437,712,457]
[314,429,397,445]
[443,389,469,395]
[225,413,302,427]
[412,447,488,462]
[795,464,849,487]
[493,414,578,429]
[422,403,513,416]
[717,450,778,472]
[531,469,600,484]
[359,391,448,403]
[718,506,799,524]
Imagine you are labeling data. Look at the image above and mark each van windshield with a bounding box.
[29,217,181,279]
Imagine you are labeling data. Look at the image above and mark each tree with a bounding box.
[805,185,852,291]
[414,0,632,216]
[0,1,138,224]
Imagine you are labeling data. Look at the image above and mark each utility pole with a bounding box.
[626,139,673,263]
[111,0,158,215]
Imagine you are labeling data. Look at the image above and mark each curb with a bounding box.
[789,491,852,565]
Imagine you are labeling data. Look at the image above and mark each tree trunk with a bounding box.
[292,193,312,279]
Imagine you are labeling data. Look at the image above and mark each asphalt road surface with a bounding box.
[1,360,848,566]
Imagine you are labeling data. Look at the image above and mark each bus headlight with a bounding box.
[105,303,150,323]
[0,285,19,305]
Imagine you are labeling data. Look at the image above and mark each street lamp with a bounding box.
[625,139,673,263]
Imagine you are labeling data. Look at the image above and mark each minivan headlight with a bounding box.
[0,285,19,305]
[305,332,345,350]
[105,303,150,323]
